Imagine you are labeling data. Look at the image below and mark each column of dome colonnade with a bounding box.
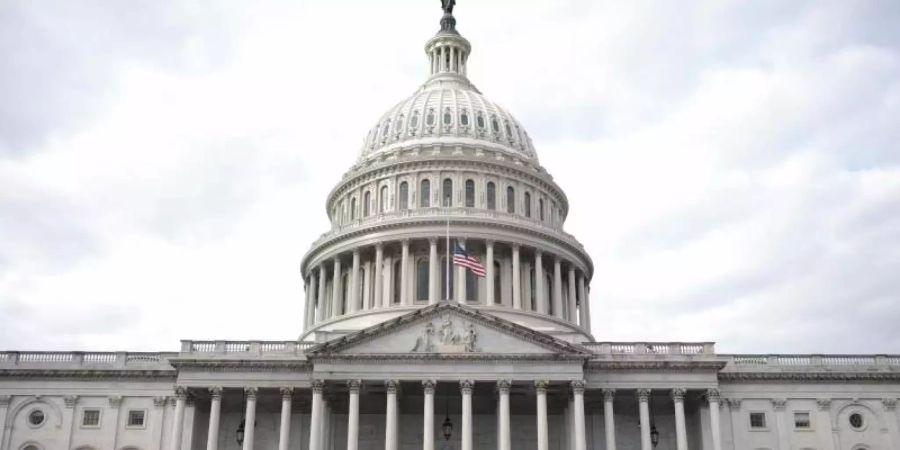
[301,236,592,333]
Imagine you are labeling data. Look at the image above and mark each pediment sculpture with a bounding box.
[411,315,478,353]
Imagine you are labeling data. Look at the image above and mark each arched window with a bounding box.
[466,270,478,302]
[506,186,515,213]
[399,182,409,210]
[491,115,500,133]
[426,109,435,126]
[392,260,401,305]
[416,259,429,301]
[342,273,350,314]
[539,198,544,221]
[465,179,475,207]
[529,266,536,310]
[364,191,371,217]
[420,180,431,207]
[493,261,502,304]
[486,182,496,210]
[443,110,452,125]
[441,256,454,299]
[410,111,420,129]
[524,192,532,217]
[476,113,486,129]
[350,198,357,220]
[380,186,389,213]
[442,179,453,207]
[460,110,469,126]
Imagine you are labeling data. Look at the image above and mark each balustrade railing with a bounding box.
[724,354,900,368]
[584,342,716,355]
[0,351,177,368]
[180,340,317,355]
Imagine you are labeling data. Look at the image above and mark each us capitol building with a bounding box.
[2,5,898,450]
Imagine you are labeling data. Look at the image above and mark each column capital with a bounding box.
[174,386,188,399]
[570,380,586,395]
[726,398,742,410]
[347,380,361,393]
[816,398,831,410]
[512,244,520,251]
[882,398,897,411]
[375,241,384,250]
[485,239,494,247]
[772,398,787,410]
[671,388,687,402]
[535,249,542,257]
[64,395,79,408]
[496,379,511,394]
[280,387,294,399]
[601,389,616,401]
[108,396,123,409]
[312,380,326,394]
[209,387,223,399]
[635,388,651,402]
[153,396,168,408]
[534,380,549,394]
[0,395,11,407]
[401,239,410,247]
[385,379,399,394]
[460,379,474,395]
[705,388,721,403]
[428,237,438,245]
[422,380,437,394]
[352,248,360,256]
[245,387,259,399]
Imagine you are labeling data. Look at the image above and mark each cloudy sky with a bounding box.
[2,0,899,354]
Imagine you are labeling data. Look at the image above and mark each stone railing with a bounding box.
[723,354,900,368]
[314,207,582,249]
[583,342,716,355]
[180,340,317,356]
[0,351,177,369]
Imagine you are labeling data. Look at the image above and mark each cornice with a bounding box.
[312,353,587,363]
[0,369,176,380]
[586,360,728,372]
[169,359,312,373]
[719,371,900,382]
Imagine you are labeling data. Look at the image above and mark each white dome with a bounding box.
[358,79,538,163]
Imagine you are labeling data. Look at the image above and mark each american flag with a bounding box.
[453,243,486,277]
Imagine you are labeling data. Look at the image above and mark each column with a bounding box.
[707,389,723,450]
[374,243,384,308]
[275,388,293,450]
[726,399,743,450]
[206,388,222,450]
[497,380,511,450]
[567,267,577,323]
[309,381,324,450]
[383,254,394,305]
[242,388,258,450]
[349,250,361,313]
[486,241,496,305]
[772,399,789,450]
[169,387,187,450]
[672,389,688,450]
[0,396,10,450]
[572,381,586,450]
[331,256,342,317]
[440,46,446,72]
[602,389,617,450]
[553,258,563,318]
[317,265,328,322]
[385,380,399,450]
[450,46,456,72]
[577,275,589,331]
[304,276,314,329]
[347,381,361,450]
[400,240,410,305]
[535,381,549,450]
[362,260,372,310]
[423,380,436,450]
[637,389,652,450]
[534,251,545,313]
[512,245,522,309]
[62,395,79,450]
[461,380,474,450]
[811,399,835,450]
[429,238,439,304]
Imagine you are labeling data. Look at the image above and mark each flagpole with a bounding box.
[445,219,450,302]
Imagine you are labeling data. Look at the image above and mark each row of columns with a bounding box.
[430,44,467,75]
[304,239,592,331]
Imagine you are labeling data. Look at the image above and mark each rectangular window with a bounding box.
[127,410,146,428]
[749,412,767,429]
[794,412,811,429]
[82,409,101,427]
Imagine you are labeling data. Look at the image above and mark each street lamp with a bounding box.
[236,419,245,446]
[441,388,453,441]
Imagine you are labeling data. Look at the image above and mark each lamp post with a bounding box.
[236,419,245,446]
[441,387,453,445]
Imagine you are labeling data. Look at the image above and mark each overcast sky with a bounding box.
[2,0,899,354]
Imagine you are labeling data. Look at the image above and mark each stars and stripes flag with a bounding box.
[453,242,486,277]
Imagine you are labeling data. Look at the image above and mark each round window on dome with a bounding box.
[460,111,469,126]
[849,413,864,430]
[28,409,45,427]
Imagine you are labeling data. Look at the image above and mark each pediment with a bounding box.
[306,302,591,358]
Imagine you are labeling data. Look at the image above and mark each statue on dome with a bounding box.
[441,0,456,14]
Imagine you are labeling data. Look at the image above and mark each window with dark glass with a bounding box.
[82,409,100,427]
[443,179,453,207]
[127,410,146,427]
[399,182,409,210]
[506,186,515,213]
[476,113,485,129]
[350,198,356,220]
[505,122,513,137]
[793,412,811,429]
[465,179,475,207]
[416,260,429,301]
[493,261,502,303]
[486,182,496,210]
[392,260,401,304]
[443,111,452,125]
[491,116,500,133]
[420,180,431,207]
[539,198,545,221]
[460,111,469,126]
[380,186,389,213]
[364,191,371,216]
[524,192,531,217]
[749,412,767,429]
[426,110,435,126]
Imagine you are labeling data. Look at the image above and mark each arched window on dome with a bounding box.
[506,186,515,214]
[524,192,532,218]
[476,113,486,130]
[410,111,420,129]
[539,198,545,221]
[504,121,513,138]
[420,179,431,207]
[491,115,500,133]
[399,182,409,210]
[460,110,470,126]
[442,179,453,207]
[486,182,496,210]
[392,260,401,305]
[416,259,429,301]
[350,197,357,220]
[380,186,389,213]
[364,191,371,217]
[426,109,436,127]
[465,179,475,207]
[443,109,453,126]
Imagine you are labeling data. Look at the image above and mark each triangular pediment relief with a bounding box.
[306,302,591,358]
